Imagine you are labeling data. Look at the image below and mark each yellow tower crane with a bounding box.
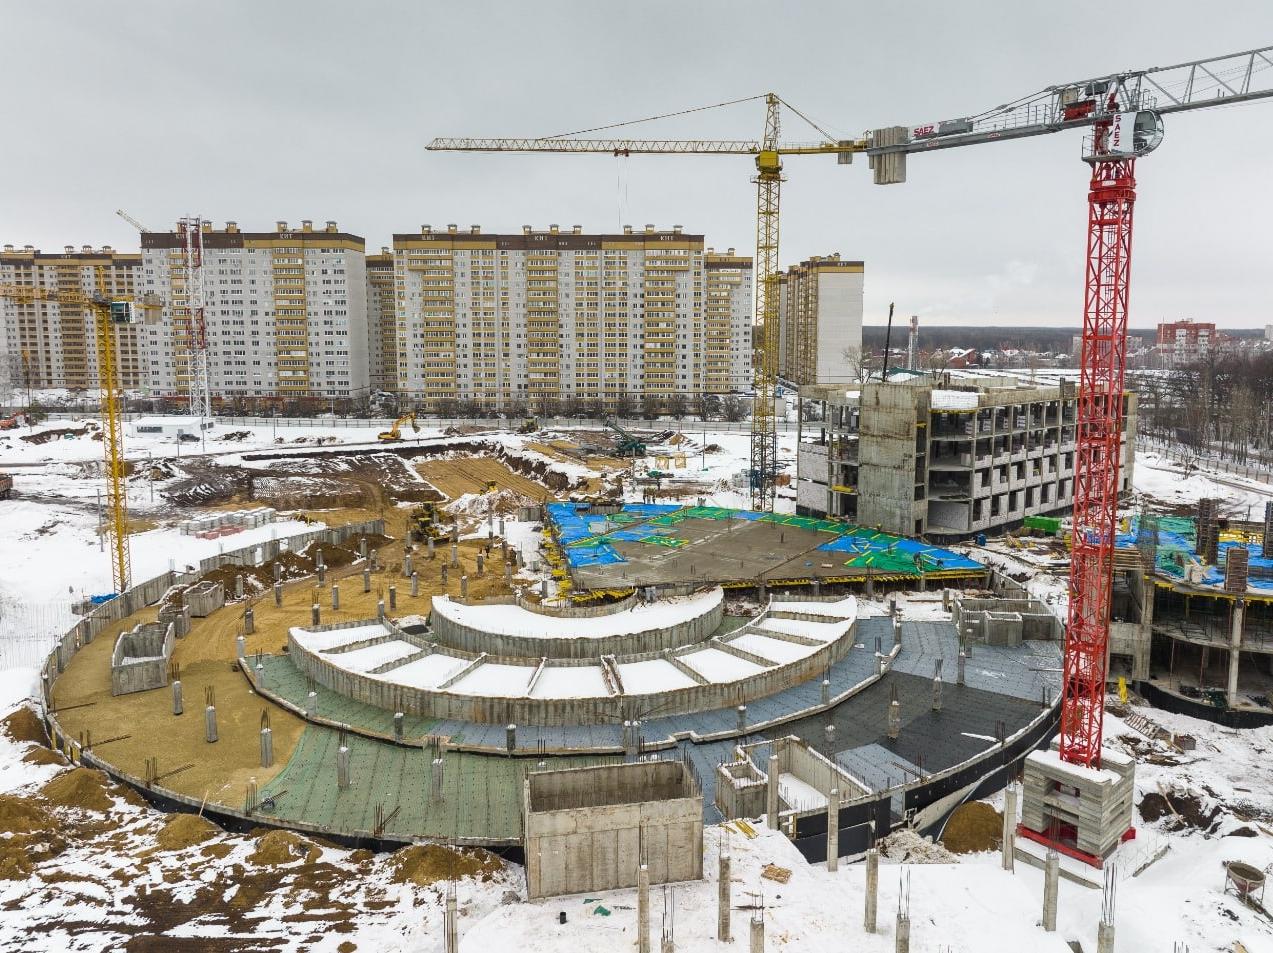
[428,94,869,511]
[0,278,160,593]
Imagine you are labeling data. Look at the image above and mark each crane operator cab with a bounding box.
[1083,110,1165,162]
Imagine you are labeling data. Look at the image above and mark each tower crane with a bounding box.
[429,43,1272,862]
[0,280,161,593]
[115,209,151,233]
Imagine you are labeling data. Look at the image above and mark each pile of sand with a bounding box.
[1,706,47,745]
[388,844,502,886]
[41,768,115,812]
[939,801,1003,854]
[0,794,64,879]
[247,828,321,867]
[21,747,65,767]
[157,813,221,852]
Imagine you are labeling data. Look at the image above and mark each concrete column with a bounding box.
[205,705,218,743]
[1042,849,1059,931]
[749,912,764,953]
[717,850,731,941]
[957,649,966,686]
[274,561,283,582]
[411,572,419,597]
[260,727,273,768]
[637,863,651,953]
[540,579,548,599]
[766,754,780,829]
[377,599,385,621]
[441,565,449,586]
[236,636,246,659]
[504,561,513,586]
[306,690,317,718]
[461,575,469,599]
[865,571,875,599]
[363,567,371,593]
[389,585,397,610]
[242,606,254,635]
[736,705,747,732]
[427,537,435,560]
[274,582,282,607]
[360,537,368,559]
[887,699,901,740]
[311,603,321,626]
[394,712,405,743]
[506,723,516,752]
[235,573,244,600]
[172,680,183,716]
[477,553,485,575]
[1097,921,1115,953]
[404,553,413,578]
[317,563,326,585]
[326,584,337,610]
[895,912,910,953]
[864,847,879,933]
[431,757,445,800]
[337,745,351,789]
[825,788,839,872]
[1228,598,1245,708]
[316,549,325,570]
[450,542,459,567]
[1002,784,1017,871]
[445,890,458,953]
[821,678,831,706]
[499,517,505,536]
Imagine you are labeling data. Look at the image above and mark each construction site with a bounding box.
[2,12,1273,953]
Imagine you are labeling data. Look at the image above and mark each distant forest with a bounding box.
[862,325,1262,354]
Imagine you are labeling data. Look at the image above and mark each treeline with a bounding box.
[863,325,1153,355]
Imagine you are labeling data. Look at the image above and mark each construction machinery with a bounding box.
[378,412,419,442]
[604,417,646,457]
[407,502,447,543]
[0,413,23,430]
[429,44,1273,861]
[516,417,538,434]
[0,280,161,592]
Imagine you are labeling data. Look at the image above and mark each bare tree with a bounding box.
[841,345,875,384]
[722,395,747,422]
[613,391,637,419]
[666,392,688,420]
[696,392,720,421]
[641,392,662,420]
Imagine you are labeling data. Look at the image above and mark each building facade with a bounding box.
[703,247,752,393]
[138,220,369,404]
[0,244,146,392]
[392,224,752,412]
[365,247,398,395]
[1155,319,1217,367]
[777,255,864,386]
[796,371,1137,540]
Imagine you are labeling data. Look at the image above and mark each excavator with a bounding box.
[378,412,419,442]
[407,502,448,543]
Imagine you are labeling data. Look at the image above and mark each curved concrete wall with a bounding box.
[287,617,856,728]
[429,590,725,660]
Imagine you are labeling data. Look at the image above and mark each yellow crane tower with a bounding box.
[0,277,160,592]
[428,94,870,511]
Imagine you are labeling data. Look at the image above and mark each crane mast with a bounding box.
[749,94,783,510]
[177,216,212,422]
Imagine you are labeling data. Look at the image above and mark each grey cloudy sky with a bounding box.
[4,1,1272,328]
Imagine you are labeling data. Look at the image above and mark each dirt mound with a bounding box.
[940,801,1003,854]
[20,424,95,445]
[388,844,503,886]
[2,706,47,745]
[40,767,116,812]
[247,828,321,867]
[157,813,221,851]
[22,747,65,767]
[1139,789,1222,833]
[0,794,64,880]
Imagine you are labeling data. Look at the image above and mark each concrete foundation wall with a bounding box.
[525,761,703,899]
[110,621,174,695]
[185,582,225,617]
[952,594,1060,642]
[429,592,724,660]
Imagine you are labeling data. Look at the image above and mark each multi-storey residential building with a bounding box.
[777,254,864,386]
[138,220,368,404]
[365,247,398,394]
[1155,318,1217,367]
[703,248,753,393]
[393,224,752,412]
[796,371,1136,540]
[0,244,146,391]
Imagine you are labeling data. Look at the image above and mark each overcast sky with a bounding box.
[3,1,1272,328]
